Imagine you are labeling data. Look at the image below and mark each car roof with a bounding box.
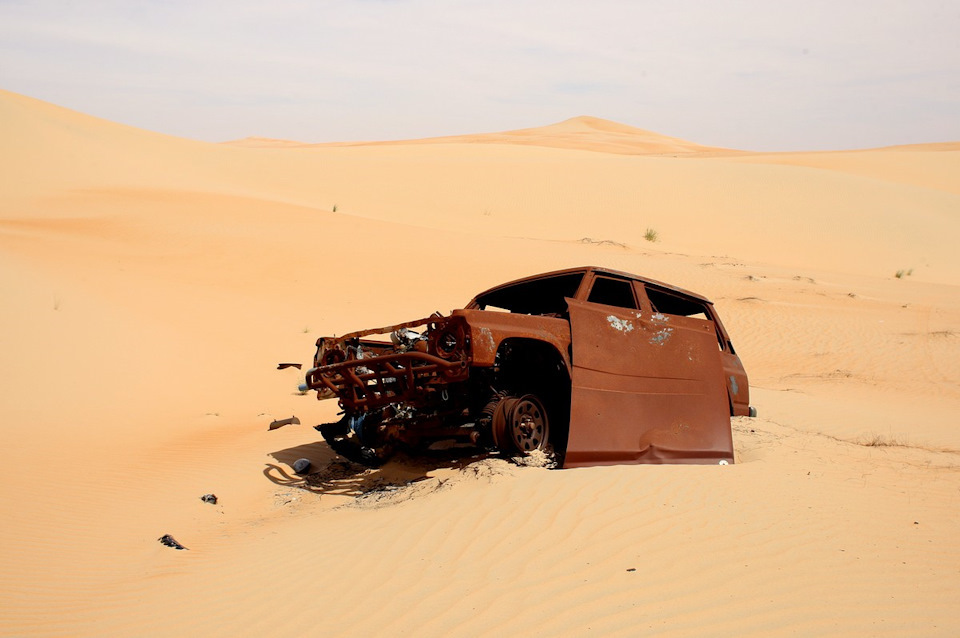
[470,266,713,305]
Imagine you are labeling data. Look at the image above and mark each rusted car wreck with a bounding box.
[293,267,753,468]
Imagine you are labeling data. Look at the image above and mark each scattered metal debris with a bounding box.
[200,494,218,505]
[158,534,187,550]
[269,416,301,431]
[277,362,302,370]
[293,458,312,474]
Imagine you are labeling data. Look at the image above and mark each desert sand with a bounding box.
[1,89,958,636]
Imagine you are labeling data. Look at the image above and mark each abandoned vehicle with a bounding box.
[289,267,754,468]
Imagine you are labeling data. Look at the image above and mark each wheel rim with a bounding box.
[507,395,549,453]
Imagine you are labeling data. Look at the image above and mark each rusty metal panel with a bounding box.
[709,309,751,416]
[453,309,571,369]
[564,298,733,467]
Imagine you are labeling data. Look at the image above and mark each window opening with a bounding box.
[588,277,638,310]
[646,287,725,349]
[473,272,584,317]
[645,287,708,319]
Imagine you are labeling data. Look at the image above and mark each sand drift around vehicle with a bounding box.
[280,267,754,468]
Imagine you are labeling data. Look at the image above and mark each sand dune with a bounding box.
[1,89,959,636]
[226,115,727,156]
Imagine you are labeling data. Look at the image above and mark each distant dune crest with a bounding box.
[3,88,956,155]
[223,114,727,155]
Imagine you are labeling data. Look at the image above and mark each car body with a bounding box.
[297,266,753,468]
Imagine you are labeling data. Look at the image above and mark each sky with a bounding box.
[1,0,958,151]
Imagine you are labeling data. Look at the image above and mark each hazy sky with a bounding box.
[1,0,958,150]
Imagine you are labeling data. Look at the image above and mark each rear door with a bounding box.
[564,277,732,466]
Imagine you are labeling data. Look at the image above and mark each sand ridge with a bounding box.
[1,90,959,636]
[225,115,730,156]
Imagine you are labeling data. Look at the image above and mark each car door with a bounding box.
[564,277,733,466]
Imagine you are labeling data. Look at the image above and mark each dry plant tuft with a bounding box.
[861,433,905,447]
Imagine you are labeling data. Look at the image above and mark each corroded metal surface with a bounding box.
[294,266,751,468]
[452,309,571,368]
[564,298,733,466]
[306,350,469,410]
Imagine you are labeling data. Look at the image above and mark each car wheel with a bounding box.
[491,393,550,454]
